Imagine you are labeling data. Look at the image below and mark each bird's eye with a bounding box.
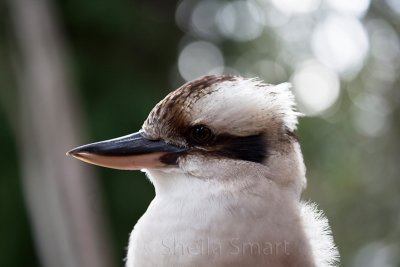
[187,125,214,145]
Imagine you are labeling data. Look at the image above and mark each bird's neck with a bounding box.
[141,169,316,266]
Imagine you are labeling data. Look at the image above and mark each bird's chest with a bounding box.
[125,195,302,267]
[127,196,231,266]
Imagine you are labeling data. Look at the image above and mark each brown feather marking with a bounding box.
[143,75,236,145]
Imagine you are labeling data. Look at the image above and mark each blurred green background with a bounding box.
[0,0,399,266]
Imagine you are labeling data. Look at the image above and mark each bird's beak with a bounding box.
[66,132,186,170]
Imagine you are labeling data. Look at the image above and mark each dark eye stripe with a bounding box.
[160,132,268,166]
[212,133,268,163]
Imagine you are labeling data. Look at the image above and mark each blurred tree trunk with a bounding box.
[6,0,116,266]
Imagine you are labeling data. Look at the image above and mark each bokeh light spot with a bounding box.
[326,0,371,17]
[191,1,222,40]
[216,0,264,42]
[270,0,320,14]
[178,41,224,81]
[311,15,369,77]
[292,61,340,116]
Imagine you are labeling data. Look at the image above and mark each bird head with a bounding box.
[68,75,306,194]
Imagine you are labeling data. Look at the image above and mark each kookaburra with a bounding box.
[68,75,339,267]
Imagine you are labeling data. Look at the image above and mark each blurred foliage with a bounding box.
[1,0,400,266]
[57,0,182,263]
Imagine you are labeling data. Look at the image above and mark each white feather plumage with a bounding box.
[191,78,301,136]
[301,202,340,267]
